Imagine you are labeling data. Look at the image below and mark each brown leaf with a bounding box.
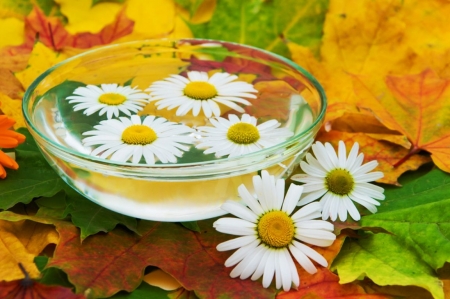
[0,69,24,99]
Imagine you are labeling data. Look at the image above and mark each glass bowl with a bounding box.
[23,39,326,221]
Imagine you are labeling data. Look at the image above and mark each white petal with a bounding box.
[221,201,258,223]
[217,235,256,251]
[282,184,303,215]
[224,239,260,267]
[291,240,328,267]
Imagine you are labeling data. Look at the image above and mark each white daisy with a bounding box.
[82,115,194,164]
[146,71,258,118]
[196,114,293,158]
[291,141,385,222]
[66,84,150,119]
[214,170,336,291]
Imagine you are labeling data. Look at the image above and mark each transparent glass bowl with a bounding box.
[23,39,326,221]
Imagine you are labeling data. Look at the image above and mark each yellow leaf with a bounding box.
[15,42,68,90]
[120,0,192,41]
[143,269,182,291]
[54,0,123,34]
[0,219,59,281]
[176,0,217,24]
[0,93,25,129]
[0,17,24,48]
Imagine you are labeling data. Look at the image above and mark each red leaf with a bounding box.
[46,219,277,298]
[21,6,134,52]
[0,278,84,299]
[277,267,391,299]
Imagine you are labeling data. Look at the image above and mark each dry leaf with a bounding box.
[143,269,182,291]
[0,219,59,281]
[0,69,24,99]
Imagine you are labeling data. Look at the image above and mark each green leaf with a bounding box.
[0,128,66,210]
[109,282,170,299]
[362,168,450,269]
[188,0,329,57]
[63,187,139,240]
[34,256,74,289]
[0,0,55,17]
[179,221,200,232]
[331,233,444,299]
[35,191,69,219]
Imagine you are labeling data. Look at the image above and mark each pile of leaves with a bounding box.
[0,0,450,298]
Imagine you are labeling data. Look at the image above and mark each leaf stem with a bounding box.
[18,263,33,288]
[393,146,421,168]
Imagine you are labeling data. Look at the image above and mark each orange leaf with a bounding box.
[316,130,431,186]
[21,6,134,52]
[354,69,450,173]
[0,69,24,99]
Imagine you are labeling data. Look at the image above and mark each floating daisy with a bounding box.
[196,114,293,158]
[146,71,258,118]
[291,141,385,221]
[82,115,194,164]
[214,170,336,291]
[66,84,150,119]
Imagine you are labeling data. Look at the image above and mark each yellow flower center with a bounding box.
[226,123,260,144]
[121,125,157,145]
[325,168,354,195]
[98,93,127,105]
[257,211,295,248]
[183,81,218,100]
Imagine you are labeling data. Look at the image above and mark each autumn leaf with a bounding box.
[0,93,26,129]
[331,233,443,299]
[0,17,24,48]
[0,219,58,281]
[176,0,216,24]
[55,0,123,34]
[14,42,68,90]
[19,6,134,52]
[362,168,450,270]
[0,263,84,299]
[316,130,431,185]
[188,0,329,58]
[119,0,192,41]
[355,69,450,173]
[63,187,139,240]
[0,68,24,99]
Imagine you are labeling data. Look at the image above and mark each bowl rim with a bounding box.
[22,38,327,169]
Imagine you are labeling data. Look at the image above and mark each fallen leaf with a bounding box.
[55,0,122,34]
[0,69,24,99]
[362,168,450,270]
[0,47,30,72]
[0,17,24,48]
[143,269,182,291]
[316,130,431,185]
[0,273,84,299]
[0,219,58,281]
[331,233,444,299]
[19,6,134,52]
[0,93,26,129]
[356,69,450,173]
[0,211,276,298]
[63,187,139,241]
[14,42,68,90]
[189,0,329,58]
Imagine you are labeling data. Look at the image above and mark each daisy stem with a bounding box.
[393,145,421,168]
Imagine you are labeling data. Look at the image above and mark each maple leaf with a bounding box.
[20,6,134,52]
[0,263,84,299]
[362,168,450,270]
[0,219,58,281]
[316,130,431,185]
[332,233,444,299]
[355,69,450,173]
